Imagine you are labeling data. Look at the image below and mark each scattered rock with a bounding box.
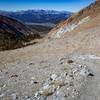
[50,74,57,81]
[31,80,39,85]
[88,73,94,77]
[11,75,18,78]
[67,60,74,64]
[60,62,63,65]
[31,77,39,85]
[29,63,34,65]
[34,63,93,100]
[79,67,91,77]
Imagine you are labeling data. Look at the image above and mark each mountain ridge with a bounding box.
[0,10,73,24]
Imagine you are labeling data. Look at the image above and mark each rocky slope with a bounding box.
[0,26,100,100]
[0,15,41,50]
[48,0,100,38]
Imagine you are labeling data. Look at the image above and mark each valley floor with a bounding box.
[0,27,100,100]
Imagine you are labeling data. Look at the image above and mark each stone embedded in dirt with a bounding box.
[50,74,58,81]
[31,77,39,85]
[29,62,34,65]
[79,67,93,77]
[31,80,39,85]
[60,62,63,65]
[11,75,18,78]
[88,73,94,77]
[67,60,74,64]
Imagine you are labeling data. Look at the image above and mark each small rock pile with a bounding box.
[34,63,94,100]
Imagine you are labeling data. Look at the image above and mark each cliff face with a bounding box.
[48,0,100,38]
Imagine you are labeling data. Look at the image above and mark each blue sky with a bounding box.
[0,0,95,12]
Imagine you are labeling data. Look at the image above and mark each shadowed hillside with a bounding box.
[0,15,41,50]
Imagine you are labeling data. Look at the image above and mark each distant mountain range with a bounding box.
[0,10,73,24]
